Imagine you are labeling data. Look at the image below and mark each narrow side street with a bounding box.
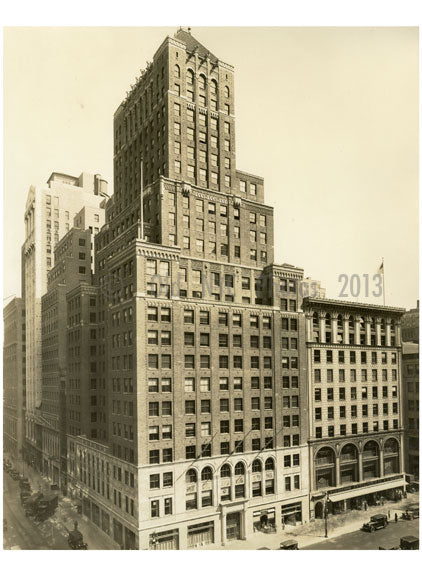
[3,461,119,550]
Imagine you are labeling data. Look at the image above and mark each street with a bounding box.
[3,464,120,550]
[303,519,419,550]
[3,472,69,550]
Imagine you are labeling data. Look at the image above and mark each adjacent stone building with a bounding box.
[3,298,25,460]
[41,204,105,488]
[23,172,108,468]
[402,341,419,479]
[302,298,406,518]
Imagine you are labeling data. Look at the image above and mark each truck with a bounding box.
[24,492,44,517]
[34,494,58,522]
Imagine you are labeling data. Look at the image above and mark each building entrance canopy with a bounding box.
[327,477,405,502]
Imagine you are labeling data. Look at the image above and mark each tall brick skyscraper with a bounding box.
[68,29,310,550]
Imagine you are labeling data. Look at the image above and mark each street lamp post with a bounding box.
[324,493,331,538]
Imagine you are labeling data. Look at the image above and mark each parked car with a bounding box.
[362,513,389,532]
[20,488,32,505]
[408,506,419,519]
[24,492,44,516]
[10,469,20,481]
[19,478,31,491]
[401,509,419,521]
[279,539,299,550]
[34,494,58,522]
[67,521,88,550]
[400,535,419,550]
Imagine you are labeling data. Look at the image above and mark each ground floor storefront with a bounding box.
[140,496,309,550]
[76,491,137,550]
[311,474,407,519]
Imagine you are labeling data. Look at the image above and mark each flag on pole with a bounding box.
[377,261,384,275]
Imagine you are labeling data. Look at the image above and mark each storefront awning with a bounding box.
[328,478,405,502]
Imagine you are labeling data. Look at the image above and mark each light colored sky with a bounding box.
[3,27,419,309]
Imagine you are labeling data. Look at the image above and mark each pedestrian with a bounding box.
[364,501,367,511]
[388,510,391,519]
[394,513,398,523]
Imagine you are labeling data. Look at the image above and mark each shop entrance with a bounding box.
[226,512,241,541]
[315,501,324,519]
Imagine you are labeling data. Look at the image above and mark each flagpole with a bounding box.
[140,157,144,239]
[382,257,385,306]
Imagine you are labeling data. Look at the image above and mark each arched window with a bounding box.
[186,469,197,483]
[234,462,245,476]
[224,85,230,98]
[210,79,218,96]
[174,64,180,79]
[265,458,274,471]
[220,464,231,478]
[199,74,207,90]
[252,459,262,473]
[187,69,194,86]
[201,466,213,481]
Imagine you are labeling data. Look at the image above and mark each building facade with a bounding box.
[23,172,108,468]
[66,29,313,550]
[41,204,105,488]
[302,298,406,518]
[402,341,419,479]
[401,301,419,344]
[3,298,25,460]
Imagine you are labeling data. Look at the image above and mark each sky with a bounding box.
[3,26,419,309]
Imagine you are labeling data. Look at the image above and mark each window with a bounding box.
[185,377,195,393]
[234,398,243,411]
[233,313,242,327]
[200,311,210,325]
[149,450,160,464]
[201,422,211,437]
[219,377,229,391]
[185,400,196,415]
[151,500,159,518]
[220,398,229,412]
[164,498,172,516]
[186,446,196,460]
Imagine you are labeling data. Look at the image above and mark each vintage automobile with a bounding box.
[399,535,419,550]
[67,521,88,550]
[20,487,32,505]
[24,492,44,516]
[19,478,31,492]
[362,513,389,532]
[401,509,419,521]
[279,539,299,550]
[9,469,20,481]
[34,494,58,522]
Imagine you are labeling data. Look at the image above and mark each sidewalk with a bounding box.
[203,494,420,550]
